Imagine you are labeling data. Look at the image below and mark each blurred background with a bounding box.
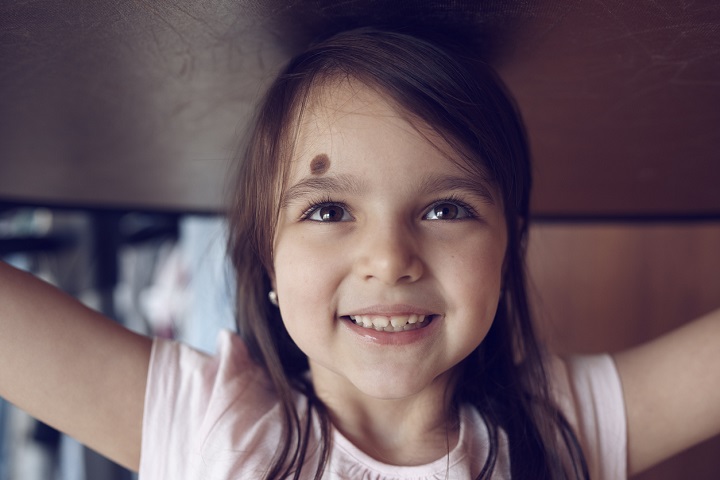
[1,1,719,479]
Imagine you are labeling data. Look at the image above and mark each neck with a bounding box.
[311,369,460,466]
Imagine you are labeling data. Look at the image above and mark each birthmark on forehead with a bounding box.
[309,153,331,175]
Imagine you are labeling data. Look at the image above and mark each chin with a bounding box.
[349,369,451,402]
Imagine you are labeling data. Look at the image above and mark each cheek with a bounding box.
[448,257,503,312]
[272,234,342,317]
[449,247,505,347]
[436,232,506,323]
[272,239,344,359]
[447,231,506,284]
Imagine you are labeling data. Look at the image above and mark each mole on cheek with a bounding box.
[310,153,330,175]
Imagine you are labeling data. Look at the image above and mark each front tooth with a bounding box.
[371,316,389,328]
[390,316,409,328]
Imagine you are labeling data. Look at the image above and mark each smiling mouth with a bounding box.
[346,314,435,332]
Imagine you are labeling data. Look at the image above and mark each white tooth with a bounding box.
[390,316,408,328]
[371,317,389,328]
[350,314,432,332]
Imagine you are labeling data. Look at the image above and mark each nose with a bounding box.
[353,221,424,285]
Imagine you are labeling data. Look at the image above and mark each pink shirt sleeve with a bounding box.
[552,354,628,480]
[139,334,214,478]
[138,330,281,479]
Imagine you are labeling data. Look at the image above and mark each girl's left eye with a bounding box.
[304,203,352,222]
[424,201,472,220]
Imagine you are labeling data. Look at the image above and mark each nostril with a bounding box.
[353,230,424,284]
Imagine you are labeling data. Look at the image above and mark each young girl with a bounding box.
[1,28,719,479]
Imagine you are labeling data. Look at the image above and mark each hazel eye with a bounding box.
[424,202,470,220]
[307,204,352,222]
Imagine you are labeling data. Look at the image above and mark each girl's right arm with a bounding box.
[0,260,152,471]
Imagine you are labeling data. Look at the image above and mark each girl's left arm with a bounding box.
[614,307,720,476]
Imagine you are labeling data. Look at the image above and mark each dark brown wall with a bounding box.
[527,222,720,479]
[2,1,719,217]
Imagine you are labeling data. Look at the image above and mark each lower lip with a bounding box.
[341,316,441,346]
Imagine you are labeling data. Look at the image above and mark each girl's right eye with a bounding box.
[303,203,352,222]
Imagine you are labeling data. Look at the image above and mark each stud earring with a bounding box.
[268,290,278,306]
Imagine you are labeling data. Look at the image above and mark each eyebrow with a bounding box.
[280,174,366,207]
[280,173,496,207]
[418,174,496,205]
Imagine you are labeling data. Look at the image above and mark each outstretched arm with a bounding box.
[0,260,151,471]
[614,308,720,476]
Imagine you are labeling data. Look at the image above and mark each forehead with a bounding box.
[288,80,475,180]
[278,81,500,210]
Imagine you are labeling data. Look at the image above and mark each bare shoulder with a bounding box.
[613,308,720,475]
[0,261,152,471]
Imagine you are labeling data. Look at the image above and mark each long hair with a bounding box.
[228,27,588,479]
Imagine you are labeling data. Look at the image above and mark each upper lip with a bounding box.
[340,304,438,317]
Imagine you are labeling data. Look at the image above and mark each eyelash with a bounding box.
[426,195,478,220]
[298,195,479,221]
[299,197,352,221]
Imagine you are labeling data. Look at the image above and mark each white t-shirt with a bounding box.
[139,330,626,479]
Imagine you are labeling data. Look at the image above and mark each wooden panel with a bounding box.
[1,1,719,216]
[527,222,720,479]
[0,1,281,213]
[498,2,720,217]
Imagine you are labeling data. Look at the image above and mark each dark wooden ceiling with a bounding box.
[1,1,718,218]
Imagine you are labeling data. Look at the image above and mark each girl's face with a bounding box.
[272,81,507,404]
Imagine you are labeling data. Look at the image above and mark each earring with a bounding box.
[268,290,278,306]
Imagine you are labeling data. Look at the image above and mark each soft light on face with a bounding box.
[271,80,508,404]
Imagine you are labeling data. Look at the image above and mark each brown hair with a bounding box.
[228,27,588,479]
